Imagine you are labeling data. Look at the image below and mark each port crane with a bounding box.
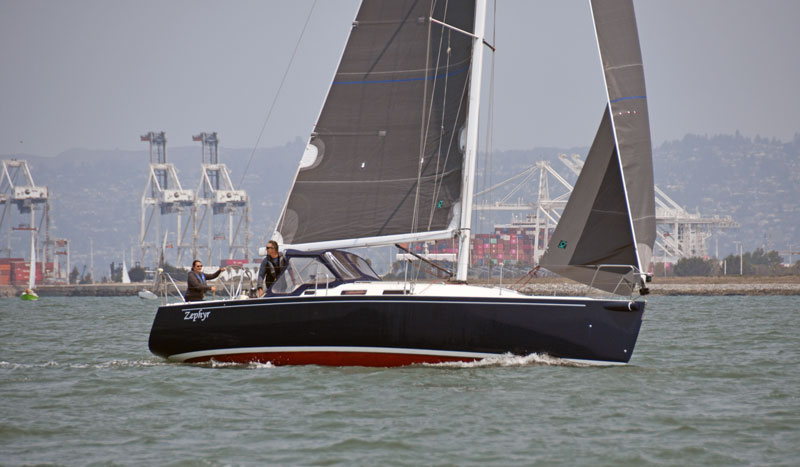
[139,132,195,267]
[192,132,250,265]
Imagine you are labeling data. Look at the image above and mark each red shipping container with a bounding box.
[0,258,24,264]
[13,271,30,284]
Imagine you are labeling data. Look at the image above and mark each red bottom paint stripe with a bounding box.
[186,351,481,367]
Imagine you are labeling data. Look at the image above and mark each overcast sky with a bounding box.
[1,0,798,157]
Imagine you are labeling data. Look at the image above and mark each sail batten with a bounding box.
[333,65,469,84]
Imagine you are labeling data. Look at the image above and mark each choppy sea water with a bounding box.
[1,295,798,466]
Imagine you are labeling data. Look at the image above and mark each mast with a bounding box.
[455,0,487,281]
[28,210,36,290]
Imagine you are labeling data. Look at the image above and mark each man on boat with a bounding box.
[185,260,226,301]
[257,240,286,297]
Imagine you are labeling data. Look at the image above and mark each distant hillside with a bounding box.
[476,132,800,259]
[655,132,800,254]
[2,132,799,276]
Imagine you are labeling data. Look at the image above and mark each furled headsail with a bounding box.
[277,0,477,250]
[540,0,656,295]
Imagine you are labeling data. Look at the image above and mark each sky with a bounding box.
[1,0,799,158]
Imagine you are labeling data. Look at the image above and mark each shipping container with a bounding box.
[0,258,24,264]
[12,272,30,284]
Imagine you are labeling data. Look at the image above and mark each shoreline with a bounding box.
[511,275,800,296]
[1,283,152,298]
[3,276,800,298]
[516,282,800,297]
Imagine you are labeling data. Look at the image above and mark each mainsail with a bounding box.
[277,0,476,250]
[540,0,656,295]
[122,259,131,284]
[28,235,36,291]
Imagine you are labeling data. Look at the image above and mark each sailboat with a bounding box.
[140,234,167,300]
[20,233,39,301]
[122,255,132,284]
[127,254,159,299]
[149,0,655,366]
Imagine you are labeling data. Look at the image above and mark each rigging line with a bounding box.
[419,0,451,230]
[427,19,453,228]
[479,0,497,235]
[237,0,319,189]
[412,0,441,237]
[428,9,476,228]
[428,66,469,226]
[412,1,433,236]
[428,63,470,231]
[480,0,497,234]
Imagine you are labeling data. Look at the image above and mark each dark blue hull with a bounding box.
[148,294,645,366]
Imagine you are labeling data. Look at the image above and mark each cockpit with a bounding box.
[268,249,380,296]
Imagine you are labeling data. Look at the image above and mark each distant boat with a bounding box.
[122,257,131,284]
[138,289,158,300]
[138,267,161,300]
[20,233,39,301]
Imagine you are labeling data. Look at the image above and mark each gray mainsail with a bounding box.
[540,0,655,294]
[277,0,476,249]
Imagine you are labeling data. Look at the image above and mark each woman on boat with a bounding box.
[185,260,226,301]
[257,240,286,297]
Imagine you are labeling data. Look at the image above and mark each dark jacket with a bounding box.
[185,269,223,301]
[257,254,286,292]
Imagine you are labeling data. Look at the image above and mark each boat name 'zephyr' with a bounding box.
[184,311,211,322]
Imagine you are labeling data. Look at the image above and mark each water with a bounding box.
[1,295,798,466]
